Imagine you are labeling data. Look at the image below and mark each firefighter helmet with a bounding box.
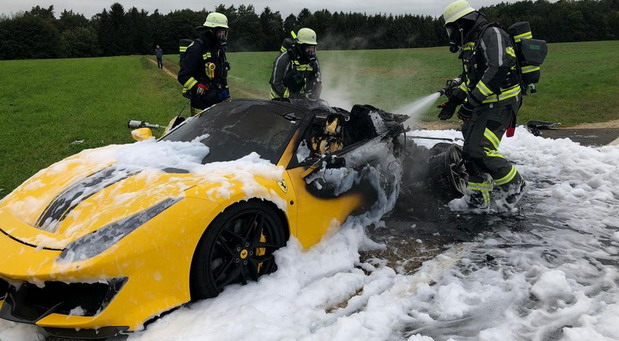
[442,0,475,25]
[203,12,229,28]
[296,28,318,45]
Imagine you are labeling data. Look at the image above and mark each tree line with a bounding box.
[0,0,617,60]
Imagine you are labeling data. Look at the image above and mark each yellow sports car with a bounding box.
[0,99,421,339]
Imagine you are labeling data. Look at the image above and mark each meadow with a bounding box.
[0,40,617,197]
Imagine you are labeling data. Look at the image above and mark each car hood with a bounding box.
[1,152,218,249]
[1,144,286,249]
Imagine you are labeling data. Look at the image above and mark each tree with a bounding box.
[230,5,263,51]
[0,14,61,59]
[283,14,298,38]
[260,7,284,51]
[60,27,100,57]
[58,10,89,31]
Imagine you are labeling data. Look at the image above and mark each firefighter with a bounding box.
[438,0,527,210]
[270,28,322,100]
[178,12,231,113]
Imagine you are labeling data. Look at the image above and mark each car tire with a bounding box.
[428,143,468,198]
[190,201,287,299]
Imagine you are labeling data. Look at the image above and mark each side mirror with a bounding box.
[131,128,154,141]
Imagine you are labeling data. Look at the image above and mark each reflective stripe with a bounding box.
[202,52,211,59]
[493,28,503,67]
[506,46,516,58]
[293,61,313,72]
[459,82,469,92]
[522,65,541,74]
[514,31,533,43]
[280,46,287,53]
[468,181,492,191]
[484,147,504,158]
[467,180,492,205]
[495,166,517,185]
[463,42,475,51]
[269,88,290,99]
[183,77,198,90]
[476,81,494,96]
[179,46,188,53]
[484,128,501,150]
[482,84,521,104]
[271,53,288,86]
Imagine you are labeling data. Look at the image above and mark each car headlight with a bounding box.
[58,198,181,263]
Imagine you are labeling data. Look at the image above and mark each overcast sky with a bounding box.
[0,0,519,19]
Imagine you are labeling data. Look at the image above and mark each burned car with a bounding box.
[0,98,465,339]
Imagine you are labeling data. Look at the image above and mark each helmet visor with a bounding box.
[302,44,316,58]
[445,24,456,41]
[215,28,228,41]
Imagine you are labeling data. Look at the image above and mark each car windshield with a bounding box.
[161,100,302,164]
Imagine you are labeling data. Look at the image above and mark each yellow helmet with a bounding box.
[203,12,229,29]
[296,28,317,45]
[442,0,476,25]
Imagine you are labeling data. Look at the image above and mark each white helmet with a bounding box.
[442,0,476,25]
[203,12,229,29]
[296,28,317,45]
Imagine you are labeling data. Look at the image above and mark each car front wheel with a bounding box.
[190,201,287,299]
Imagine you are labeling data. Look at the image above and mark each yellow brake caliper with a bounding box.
[256,230,267,273]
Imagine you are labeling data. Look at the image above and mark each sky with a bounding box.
[1,123,618,340]
[0,0,517,19]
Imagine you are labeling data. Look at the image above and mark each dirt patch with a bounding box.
[411,119,619,131]
[412,121,461,131]
[564,119,619,129]
[149,57,263,100]
[148,57,177,79]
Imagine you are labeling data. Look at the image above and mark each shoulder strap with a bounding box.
[475,22,501,47]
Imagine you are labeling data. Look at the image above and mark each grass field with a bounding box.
[204,40,619,124]
[1,40,618,198]
[0,56,187,198]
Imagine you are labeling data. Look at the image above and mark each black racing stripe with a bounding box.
[36,166,139,231]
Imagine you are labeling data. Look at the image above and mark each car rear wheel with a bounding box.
[190,201,287,299]
[428,143,468,197]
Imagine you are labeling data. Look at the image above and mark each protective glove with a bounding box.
[224,62,231,71]
[196,83,209,96]
[217,89,230,101]
[437,101,459,120]
[457,101,474,121]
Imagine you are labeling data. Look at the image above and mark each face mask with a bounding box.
[445,23,462,53]
[214,28,228,42]
[303,45,316,58]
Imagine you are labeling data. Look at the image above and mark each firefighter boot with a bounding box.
[496,175,528,211]
[448,176,492,211]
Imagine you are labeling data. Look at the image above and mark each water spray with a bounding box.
[399,77,465,128]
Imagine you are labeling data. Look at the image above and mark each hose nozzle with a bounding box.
[439,77,463,97]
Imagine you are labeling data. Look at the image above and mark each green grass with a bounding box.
[219,41,619,124]
[0,56,187,198]
[1,41,618,198]
[162,41,619,124]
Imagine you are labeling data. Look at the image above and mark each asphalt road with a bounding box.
[533,128,619,147]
